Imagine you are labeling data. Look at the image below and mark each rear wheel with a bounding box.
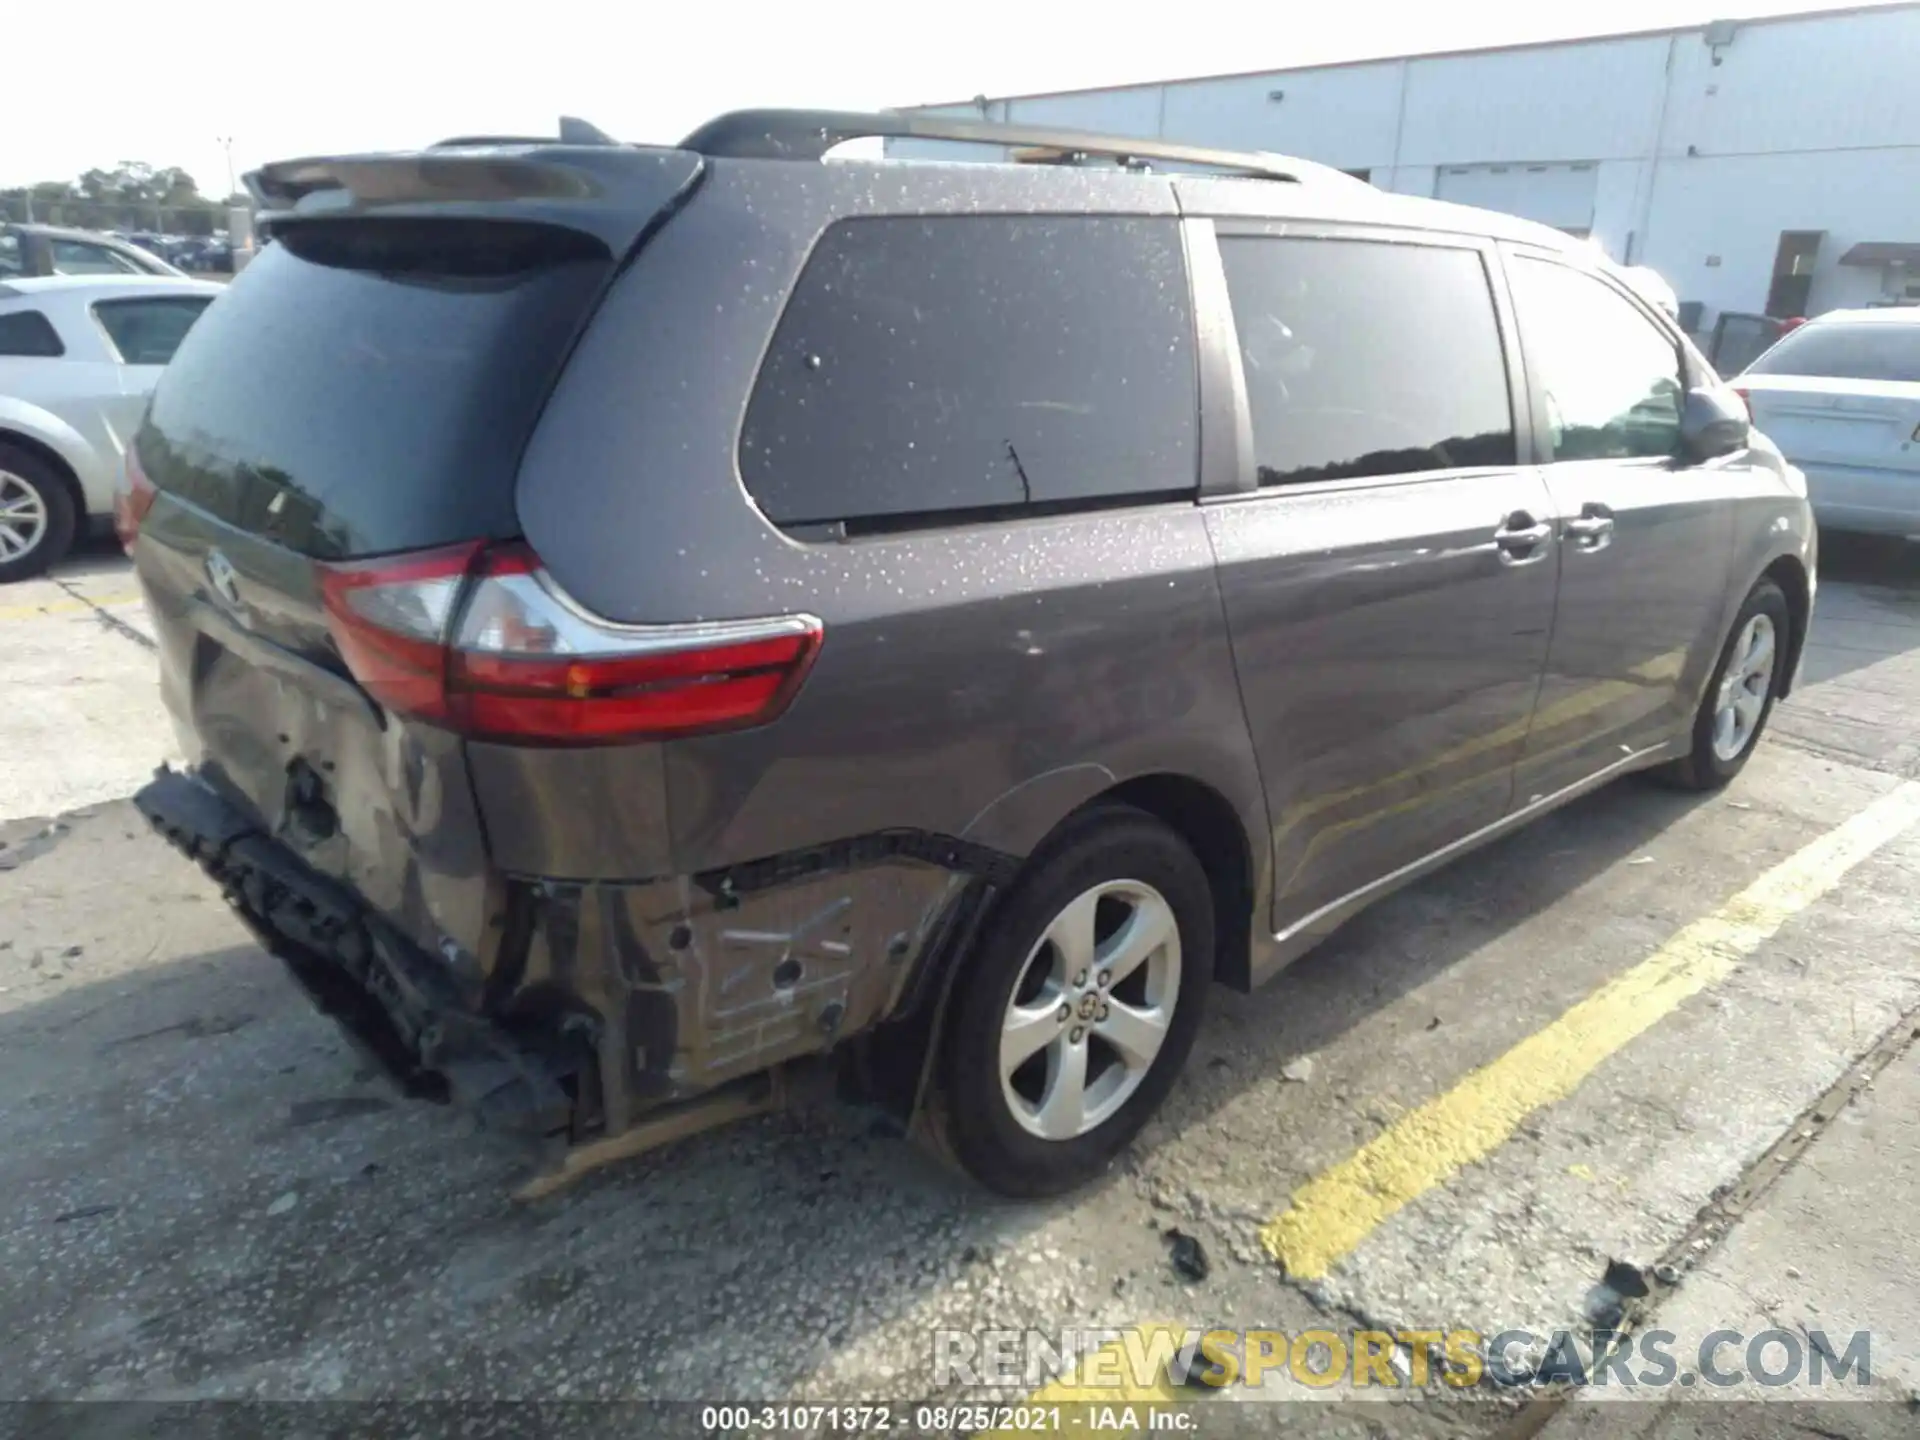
[0,446,77,584]
[1658,577,1791,790]
[939,807,1212,1197]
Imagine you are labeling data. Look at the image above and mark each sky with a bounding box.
[5,0,1904,197]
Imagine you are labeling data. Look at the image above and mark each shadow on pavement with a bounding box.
[1790,532,1920,697]
[1817,531,1918,592]
[47,530,136,584]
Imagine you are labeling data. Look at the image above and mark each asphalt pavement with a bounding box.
[2,534,1917,1437]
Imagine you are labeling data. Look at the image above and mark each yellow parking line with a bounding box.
[1262,777,1920,1280]
[1004,780,1920,1420]
[0,592,143,622]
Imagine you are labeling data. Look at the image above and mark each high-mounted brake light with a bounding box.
[114,450,158,553]
[318,543,823,744]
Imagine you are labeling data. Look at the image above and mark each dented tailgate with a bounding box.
[132,513,498,966]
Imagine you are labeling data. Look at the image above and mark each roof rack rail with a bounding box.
[678,108,1307,182]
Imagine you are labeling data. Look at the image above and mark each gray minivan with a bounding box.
[128,111,1815,1197]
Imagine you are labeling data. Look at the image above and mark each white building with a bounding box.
[895,3,1920,341]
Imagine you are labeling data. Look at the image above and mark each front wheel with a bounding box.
[1658,577,1791,790]
[938,807,1213,1198]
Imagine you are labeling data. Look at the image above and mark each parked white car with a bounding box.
[1738,307,1920,539]
[0,274,223,580]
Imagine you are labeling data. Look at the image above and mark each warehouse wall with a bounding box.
[1156,61,1405,169]
[894,3,1920,327]
[1659,5,1920,156]
[1394,37,1669,167]
[1590,161,1644,259]
[1637,149,1920,315]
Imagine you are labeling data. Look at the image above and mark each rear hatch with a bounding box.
[1742,374,1920,468]
[126,146,701,962]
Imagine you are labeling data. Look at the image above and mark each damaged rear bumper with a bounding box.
[133,766,573,1136]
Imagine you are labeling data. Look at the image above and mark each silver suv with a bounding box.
[128,111,1815,1197]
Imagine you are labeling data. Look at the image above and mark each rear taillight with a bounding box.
[114,450,158,553]
[318,543,823,744]
[318,542,480,723]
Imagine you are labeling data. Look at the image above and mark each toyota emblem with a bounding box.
[205,549,241,607]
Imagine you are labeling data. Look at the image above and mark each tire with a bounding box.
[0,445,78,584]
[939,806,1213,1198]
[1657,578,1792,791]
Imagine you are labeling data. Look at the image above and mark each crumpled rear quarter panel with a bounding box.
[511,858,968,1133]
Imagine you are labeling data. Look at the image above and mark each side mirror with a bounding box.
[1680,386,1751,462]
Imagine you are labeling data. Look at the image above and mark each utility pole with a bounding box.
[217,136,236,201]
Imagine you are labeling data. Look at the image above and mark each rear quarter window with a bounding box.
[740,215,1198,532]
[50,239,141,276]
[0,309,65,358]
[92,296,213,365]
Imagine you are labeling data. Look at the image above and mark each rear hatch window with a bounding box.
[1746,323,1920,384]
[138,219,612,558]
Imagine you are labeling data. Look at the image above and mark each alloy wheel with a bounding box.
[998,879,1182,1141]
[1711,612,1776,762]
[0,471,48,564]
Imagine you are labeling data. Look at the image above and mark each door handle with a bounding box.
[1494,512,1553,564]
[1564,504,1616,551]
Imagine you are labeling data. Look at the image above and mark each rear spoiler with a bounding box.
[243,141,703,257]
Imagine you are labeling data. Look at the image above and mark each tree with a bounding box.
[5,160,229,231]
